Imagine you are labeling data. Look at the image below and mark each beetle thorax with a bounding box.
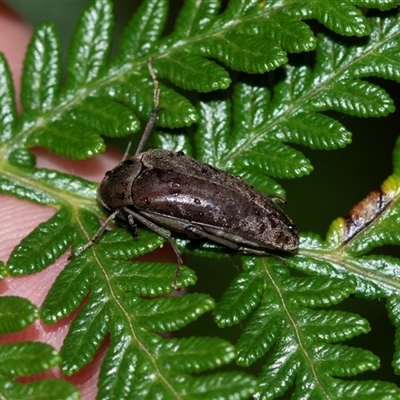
[97,157,143,210]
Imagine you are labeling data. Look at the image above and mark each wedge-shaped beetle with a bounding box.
[79,59,299,287]
[99,149,298,252]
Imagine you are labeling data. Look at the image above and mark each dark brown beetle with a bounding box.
[99,149,298,251]
[76,59,299,287]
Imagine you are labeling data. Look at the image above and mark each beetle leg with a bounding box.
[69,209,121,259]
[186,225,287,259]
[126,213,138,236]
[185,225,241,251]
[122,207,183,290]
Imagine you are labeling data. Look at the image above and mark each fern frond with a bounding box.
[0,297,78,399]
[0,54,16,144]
[291,134,400,377]
[1,1,400,398]
[66,0,113,87]
[0,296,38,334]
[21,22,61,114]
[40,240,257,398]
[1,0,390,161]
[154,11,400,199]
[214,258,400,399]
[31,215,256,398]
[0,261,7,281]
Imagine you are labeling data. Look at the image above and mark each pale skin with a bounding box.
[0,4,175,398]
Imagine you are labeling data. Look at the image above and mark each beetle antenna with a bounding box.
[122,58,161,160]
[131,57,161,157]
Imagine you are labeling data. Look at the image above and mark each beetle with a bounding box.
[75,59,299,288]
